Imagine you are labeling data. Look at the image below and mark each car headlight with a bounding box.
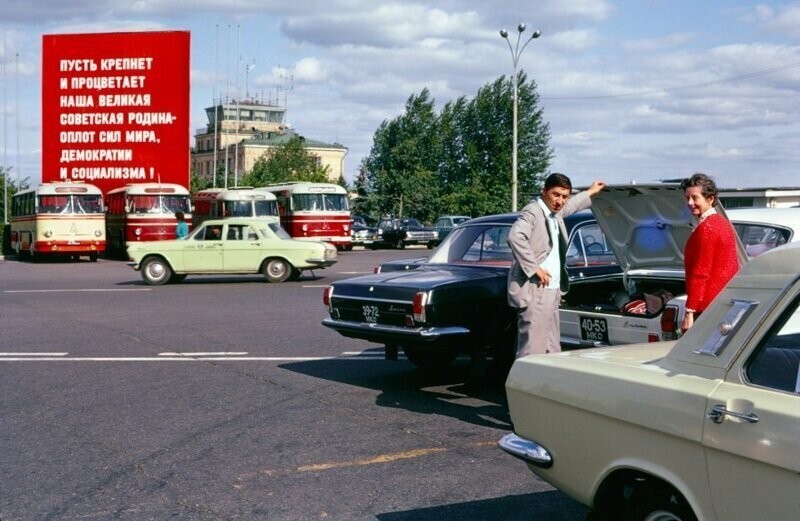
[134,227,142,236]
[94,229,103,237]
[44,230,53,238]
[324,243,338,259]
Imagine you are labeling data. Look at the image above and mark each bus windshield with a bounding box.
[129,195,191,214]
[292,193,349,212]
[227,200,278,217]
[38,194,103,214]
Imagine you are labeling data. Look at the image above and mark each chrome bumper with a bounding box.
[321,318,469,340]
[306,259,338,268]
[498,433,553,468]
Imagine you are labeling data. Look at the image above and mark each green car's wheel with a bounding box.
[141,257,172,286]
[263,258,292,283]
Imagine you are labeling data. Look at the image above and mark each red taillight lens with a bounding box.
[373,266,381,274]
[323,286,332,308]
[412,292,428,322]
[661,305,678,333]
[648,333,660,342]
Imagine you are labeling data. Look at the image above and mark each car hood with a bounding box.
[507,342,677,402]
[591,184,746,272]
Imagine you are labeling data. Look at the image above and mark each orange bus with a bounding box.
[10,181,106,261]
[264,182,351,250]
[191,187,278,227]
[105,183,191,255]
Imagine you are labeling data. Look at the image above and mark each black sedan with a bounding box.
[322,211,618,374]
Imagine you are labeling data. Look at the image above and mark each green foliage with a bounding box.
[359,73,553,220]
[1,167,30,253]
[241,135,331,187]
[1,167,29,222]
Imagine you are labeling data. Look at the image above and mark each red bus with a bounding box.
[264,182,351,249]
[105,183,191,255]
[191,187,278,227]
[10,181,106,261]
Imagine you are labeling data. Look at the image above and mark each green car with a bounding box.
[126,217,338,285]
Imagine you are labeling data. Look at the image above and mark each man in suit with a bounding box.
[508,173,606,357]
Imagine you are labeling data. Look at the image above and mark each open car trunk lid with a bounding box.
[590,184,747,273]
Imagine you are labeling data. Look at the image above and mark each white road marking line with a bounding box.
[302,284,330,288]
[0,352,68,356]
[158,352,249,356]
[5,288,151,293]
[0,356,341,362]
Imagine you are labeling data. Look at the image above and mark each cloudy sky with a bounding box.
[2,0,800,189]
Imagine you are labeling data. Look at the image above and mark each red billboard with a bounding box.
[42,31,190,194]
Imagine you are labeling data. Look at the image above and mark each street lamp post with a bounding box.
[500,24,540,212]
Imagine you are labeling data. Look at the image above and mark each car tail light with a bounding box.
[661,305,679,340]
[373,266,382,274]
[322,286,333,310]
[647,333,660,342]
[412,292,428,322]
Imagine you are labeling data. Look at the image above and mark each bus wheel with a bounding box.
[141,257,172,285]
[89,252,99,262]
[263,258,291,283]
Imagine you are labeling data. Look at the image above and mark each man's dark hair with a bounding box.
[680,172,718,199]
[544,172,572,192]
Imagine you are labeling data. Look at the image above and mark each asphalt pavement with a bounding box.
[0,248,586,520]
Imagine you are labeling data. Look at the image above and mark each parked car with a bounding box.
[322,210,616,371]
[432,215,471,245]
[127,217,337,285]
[728,207,800,257]
[371,217,439,249]
[324,187,800,373]
[350,216,376,249]
[559,204,800,349]
[500,241,800,521]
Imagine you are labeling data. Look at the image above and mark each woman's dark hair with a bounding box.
[175,211,185,220]
[544,172,572,191]
[680,173,718,199]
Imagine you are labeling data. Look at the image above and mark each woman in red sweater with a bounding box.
[680,173,741,331]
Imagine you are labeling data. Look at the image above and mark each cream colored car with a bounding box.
[500,242,800,521]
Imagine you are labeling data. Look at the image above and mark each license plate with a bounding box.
[362,305,379,323]
[579,316,609,344]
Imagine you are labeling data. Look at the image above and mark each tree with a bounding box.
[358,74,552,220]
[241,135,331,187]
[362,88,442,222]
[1,167,30,254]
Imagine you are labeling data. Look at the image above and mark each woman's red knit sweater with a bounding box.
[684,213,740,312]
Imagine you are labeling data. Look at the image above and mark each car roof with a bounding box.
[727,207,800,230]
[197,217,280,226]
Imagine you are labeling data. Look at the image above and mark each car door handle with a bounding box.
[707,404,759,424]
